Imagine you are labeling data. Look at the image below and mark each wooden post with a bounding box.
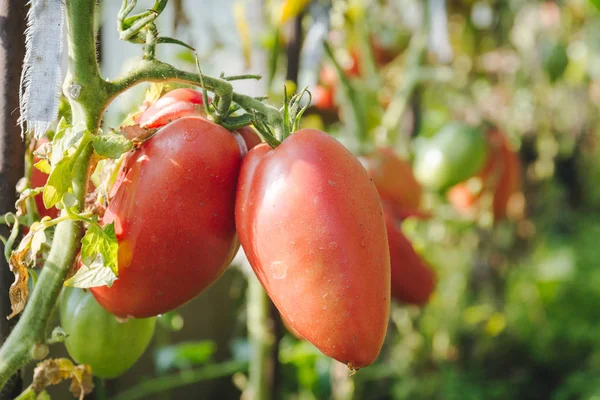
[0,0,28,398]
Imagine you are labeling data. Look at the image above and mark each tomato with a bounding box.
[281,313,305,340]
[312,85,336,110]
[236,125,263,153]
[383,203,436,306]
[235,129,390,369]
[360,148,422,217]
[447,129,522,221]
[59,287,156,379]
[137,88,207,130]
[132,88,261,155]
[31,138,59,219]
[413,122,488,191]
[91,116,241,318]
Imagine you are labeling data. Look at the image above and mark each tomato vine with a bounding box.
[0,0,308,391]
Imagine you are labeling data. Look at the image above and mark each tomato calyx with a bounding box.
[251,86,312,148]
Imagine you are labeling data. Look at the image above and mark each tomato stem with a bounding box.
[0,0,98,389]
[106,59,284,132]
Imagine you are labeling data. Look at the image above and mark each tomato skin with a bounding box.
[235,129,390,369]
[60,287,156,379]
[447,129,522,221]
[91,116,241,318]
[236,126,262,152]
[383,204,436,305]
[360,148,422,218]
[138,88,206,130]
[414,122,488,191]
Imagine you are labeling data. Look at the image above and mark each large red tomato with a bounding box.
[447,129,522,221]
[360,148,423,218]
[383,203,436,306]
[91,116,241,318]
[235,129,390,369]
[137,88,207,130]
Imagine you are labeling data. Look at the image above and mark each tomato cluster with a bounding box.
[61,89,523,377]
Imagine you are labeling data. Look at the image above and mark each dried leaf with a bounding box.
[31,358,93,400]
[7,233,33,320]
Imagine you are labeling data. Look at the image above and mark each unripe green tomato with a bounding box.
[414,122,488,191]
[59,287,156,379]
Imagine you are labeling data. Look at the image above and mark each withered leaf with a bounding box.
[32,358,93,400]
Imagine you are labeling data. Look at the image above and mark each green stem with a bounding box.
[246,275,274,400]
[111,361,248,400]
[106,59,282,128]
[0,144,92,389]
[0,0,100,390]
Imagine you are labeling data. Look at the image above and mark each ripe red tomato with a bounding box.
[91,116,242,318]
[132,88,262,155]
[31,139,59,219]
[236,126,263,153]
[447,129,522,221]
[235,129,390,369]
[137,88,207,130]
[360,148,423,218]
[383,203,436,306]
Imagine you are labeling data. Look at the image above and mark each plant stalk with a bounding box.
[0,0,100,390]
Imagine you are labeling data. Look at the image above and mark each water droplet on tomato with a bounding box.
[183,129,199,141]
[270,261,287,279]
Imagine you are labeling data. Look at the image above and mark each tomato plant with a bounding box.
[59,287,156,379]
[91,116,242,318]
[447,129,522,221]
[413,122,488,191]
[235,128,390,369]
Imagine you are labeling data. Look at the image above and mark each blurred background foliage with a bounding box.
[38,0,600,398]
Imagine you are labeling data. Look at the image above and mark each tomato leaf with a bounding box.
[43,155,74,209]
[93,132,133,159]
[80,223,118,275]
[15,187,44,216]
[154,341,216,373]
[31,358,93,400]
[64,255,117,289]
[51,120,82,166]
[33,159,51,174]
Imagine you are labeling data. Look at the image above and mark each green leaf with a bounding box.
[157,36,196,51]
[43,155,74,209]
[590,0,600,12]
[80,223,118,275]
[154,341,216,373]
[33,159,51,175]
[51,122,83,166]
[63,255,118,288]
[93,132,133,159]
